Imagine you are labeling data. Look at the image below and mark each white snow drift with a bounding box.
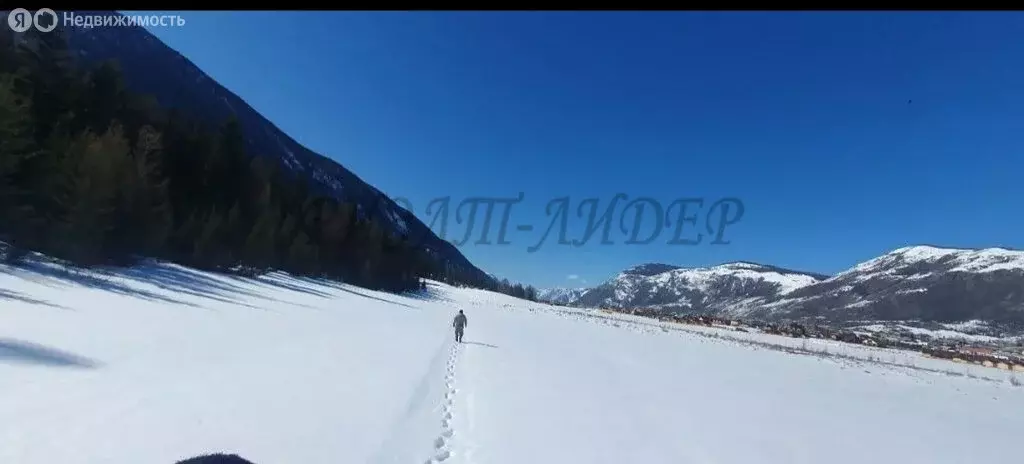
[1,258,1021,464]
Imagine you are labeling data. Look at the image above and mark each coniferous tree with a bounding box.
[0,30,519,294]
[193,209,226,269]
[106,124,172,260]
[80,61,125,135]
[54,124,131,264]
[286,231,318,274]
[0,73,36,224]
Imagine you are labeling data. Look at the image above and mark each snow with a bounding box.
[854,323,1006,343]
[843,299,873,309]
[598,262,821,309]
[311,167,345,194]
[942,319,990,332]
[893,245,960,262]
[2,257,1022,464]
[895,287,928,295]
[266,127,302,172]
[845,245,1024,278]
[542,307,1019,381]
[384,207,409,235]
[949,247,1024,273]
[535,287,586,305]
[652,264,820,295]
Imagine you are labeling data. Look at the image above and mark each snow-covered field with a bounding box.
[539,307,1024,380]
[2,259,1022,464]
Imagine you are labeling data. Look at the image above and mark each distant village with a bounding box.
[599,306,1024,373]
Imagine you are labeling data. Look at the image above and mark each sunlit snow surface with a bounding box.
[1,258,1021,464]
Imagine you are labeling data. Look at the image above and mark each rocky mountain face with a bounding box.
[549,246,1024,328]
[48,11,491,285]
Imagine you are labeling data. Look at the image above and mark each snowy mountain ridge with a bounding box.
[535,287,588,305]
[572,261,826,316]
[561,245,1024,327]
[842,245,1024,278]
[761,245,1024,326]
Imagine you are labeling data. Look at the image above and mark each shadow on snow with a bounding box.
[2,259,428,312]
[462,341,498,348]
[3,262,204,309]
[0,338,101,368]
[0,288,70,310]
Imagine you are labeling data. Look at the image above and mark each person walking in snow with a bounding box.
[453,310,468,343]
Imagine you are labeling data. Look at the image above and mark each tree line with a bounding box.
[0,28,539,300]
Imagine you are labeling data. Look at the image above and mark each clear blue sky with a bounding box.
[138,11,1024,288]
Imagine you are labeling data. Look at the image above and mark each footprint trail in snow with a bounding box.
[425,342,460,464]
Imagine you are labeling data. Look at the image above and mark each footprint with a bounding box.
[431,351,458,464]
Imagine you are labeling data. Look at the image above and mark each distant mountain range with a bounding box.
[535,287,588,305]
[48,10,492,285]
[540,246,1024,328]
